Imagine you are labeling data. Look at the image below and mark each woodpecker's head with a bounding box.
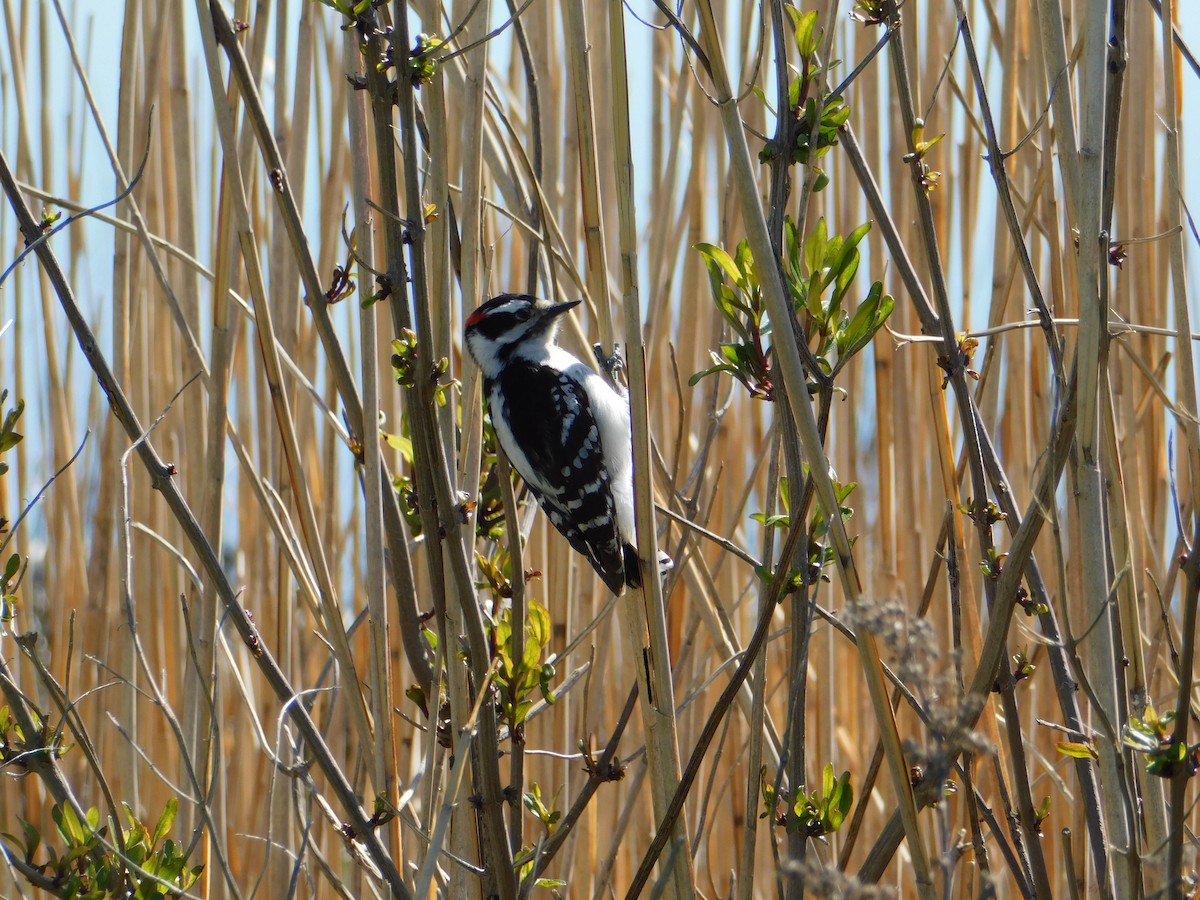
[464,293,580,376]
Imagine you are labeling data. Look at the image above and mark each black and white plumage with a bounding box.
[465,293,670,594]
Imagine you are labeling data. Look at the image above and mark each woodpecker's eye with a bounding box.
[514,307,533,321]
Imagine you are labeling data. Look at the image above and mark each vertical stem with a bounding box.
[562,0,615,347]
[1071,0,1137,894]
[1157,0,1200,890]
[738,429,782,900]
[345,21,398,859]
[607,4,695,897]
[498,454,527,855]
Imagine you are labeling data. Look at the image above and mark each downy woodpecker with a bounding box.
[465,293,670,594]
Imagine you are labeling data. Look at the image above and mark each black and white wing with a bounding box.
[487,361,628,594]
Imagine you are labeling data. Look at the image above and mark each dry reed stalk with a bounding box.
[343,19,400,872]
[1066,0,1135,890]
[1156,1,1200,893]
[607,4,695,896]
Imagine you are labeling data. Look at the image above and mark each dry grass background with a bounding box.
[1,0,1198,897]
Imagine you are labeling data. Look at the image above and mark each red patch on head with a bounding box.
[465,307,488,328]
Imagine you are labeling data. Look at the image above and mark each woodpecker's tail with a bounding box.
[622,545,674,589]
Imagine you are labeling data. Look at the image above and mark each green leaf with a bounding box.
[835,283,894,367]
[151,798,178,850]
[4,554,18,582]
[1035,796,1051,822]
[733,239,755,287]
[1,398,24,435]
[824,222,871,290]
[381,431,414,463]
[831,253,860,311]
[836,772,853,818]
[527,601,551,651]
[688,363,740,388]
[1147,740,1190,777]
[715,286,751,342]
[538,664,556,704]
[719,343,745,367]
[804,218,828,277]
[791,8,819,58]
[694,242,742,287]
[13,818,40,858]
[750,513,791,529]
[783,217,802,280]
[758,766,776,812]
[53,803,86,847]
[823,100,852,128]
[1056,741,1099,761]
[694,245,753,341]
[788,75,802,112]
[805,269,825,320]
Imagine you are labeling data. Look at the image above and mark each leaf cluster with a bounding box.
[903,120,945,194]
[312,0,373,16]
[691,239,773,399]
[691,216,893,399]
[492,601,556,736]
[1,389,22,616]
[0,703,71,771]
[390,329,454,405]
[407,33,444,87]
[520,782,561,834]
[752,474,857,584]
[514,785,568,892]
[785,217,894,376]
[761,763,854,837]
[1,799,201,899]
[756,8,850,186]
[0,388,21,481]
[1123,706,1200,779]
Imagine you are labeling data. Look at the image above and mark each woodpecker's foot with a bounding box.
[593,342,626,382]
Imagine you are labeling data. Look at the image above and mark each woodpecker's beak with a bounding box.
[544,299,581,319]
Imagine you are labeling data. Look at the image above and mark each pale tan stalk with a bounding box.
[344,22,399,868]
[191,166,238,888]
[605,5,695,896]
[1060,0,1137,891]
[1150,0,1200,890]
[101,0,141,824]
[162,8,220,882]
[32,1,88,637]
[561,0,614,346]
